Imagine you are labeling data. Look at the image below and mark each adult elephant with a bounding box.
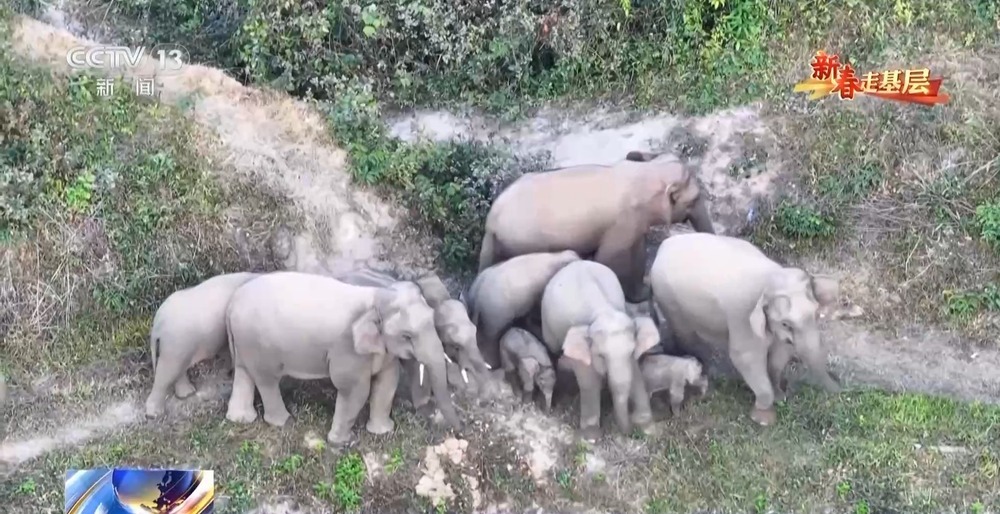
[649,233,842,427]
[224,272,460,444]
[541,260,660,441]
[478,152,715,303]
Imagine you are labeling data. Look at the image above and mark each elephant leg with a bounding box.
[173,372,196,399]
[767,342,794,402]
[668,381,685,416]
[328,379,372,445]
[225,366,259,423]
[730,348,776,426]
[477,315,506,369]
[144,356,188,418]
[256,373,291,427]
[628,360,654,429]
[367,358,400,435]
[594,218,648,303]
[574,365,603,442]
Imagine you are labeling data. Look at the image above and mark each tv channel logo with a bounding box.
[65,44,187,75]
[65,468,214,513]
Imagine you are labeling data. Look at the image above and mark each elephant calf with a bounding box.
[144,272,260,418]
[541,260,660,441]
[640,354,708,415]
[225,272,461,444]
[650,233,842,427]
[499,327,556,411]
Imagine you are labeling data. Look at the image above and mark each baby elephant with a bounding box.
[499,327,556,411]
[640,354,708,415]
[145,272,261,417]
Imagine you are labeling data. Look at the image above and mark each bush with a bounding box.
[324,80,548,273]
[100,0,774,113]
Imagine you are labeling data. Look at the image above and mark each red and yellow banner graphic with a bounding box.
[794,50,950,106]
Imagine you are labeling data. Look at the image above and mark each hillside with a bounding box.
[1,1,999,513]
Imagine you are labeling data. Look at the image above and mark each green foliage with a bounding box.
[974,200,1000,250]
[943,285,1000,321]
[332,452,365,511]
[774,201,836,239]
[324,81,548,273]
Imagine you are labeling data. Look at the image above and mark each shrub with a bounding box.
[974,201,1000,251]
[324,80,548,273]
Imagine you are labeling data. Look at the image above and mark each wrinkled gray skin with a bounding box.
[0,373,6,407]
[640,354,709,415]
[650,233,842,427]
[225,272,460,444]
[145,272,261,418]
[335,268,491,414]
[541,261,660,441]
[465,250,581,368]
[499,327,556,411]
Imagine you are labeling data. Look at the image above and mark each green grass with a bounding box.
[3,379,997,513]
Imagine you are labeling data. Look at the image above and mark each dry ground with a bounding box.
[2,8,1000,514]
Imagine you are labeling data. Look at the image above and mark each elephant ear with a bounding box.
[520,358,541,384]
[633,316,661,360]
[561,326,593,367]
[810,274,840,307]
[748,293,768,341]
[352,309,385,356]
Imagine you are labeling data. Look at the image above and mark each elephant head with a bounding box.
[368,281,463,429]
[414,274,493,386]
[520,358,556,411]
[750,269,841,393]
[435,299,492,385]
[624,150,715,234]
[561,311,660,433]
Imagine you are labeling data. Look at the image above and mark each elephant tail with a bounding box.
[149,330,159,371]
[477,229,498,273]
[225,303,238,367]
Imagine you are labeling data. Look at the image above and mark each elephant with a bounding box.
[224,271,460,444]
[540,260,660,441]
[477,154,715,303]
[335,268,491,414]
[0,373,6,406]
[640,354,709,415]
[499,327,557,411]
[649,233,842,427]
[144,272,261,418]
[464,250,581,368]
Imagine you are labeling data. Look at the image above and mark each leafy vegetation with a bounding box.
[0,6,283,375]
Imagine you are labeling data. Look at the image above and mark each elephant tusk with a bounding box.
[419,364,425,386]
[444,353,454,364]
[484,363,492,370]
[461,368,469,383]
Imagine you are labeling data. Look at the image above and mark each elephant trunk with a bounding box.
[607,360,634,434]
[796,328,841,393]
[686,195,715,234]
[414,334,463,430]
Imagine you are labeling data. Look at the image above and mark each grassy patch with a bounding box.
[4,380,997,513]
[0,8,286,378]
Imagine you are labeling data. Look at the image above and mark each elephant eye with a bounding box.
[780,321,792,330]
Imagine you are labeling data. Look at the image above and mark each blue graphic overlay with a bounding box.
[65,468,214,514]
